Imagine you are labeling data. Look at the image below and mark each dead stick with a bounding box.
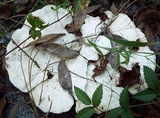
[12,40,40,68]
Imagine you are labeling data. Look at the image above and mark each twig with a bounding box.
[12,40,40,68]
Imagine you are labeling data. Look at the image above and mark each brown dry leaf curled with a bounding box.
[36,42,79,59]
[25,33,65,48]
[92,55,108,77]
[58,59,72,95]
[118,63,140,87]
[65,5,101,34]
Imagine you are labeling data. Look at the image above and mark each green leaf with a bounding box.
[106,36,148,47]
[75,106,95,118]
[27,14,36,27]
[157,90,160,96]
[116,53,120,70]
[88,40,104,56]
[143,66,159,91]
[133,90,156,101]
[74,86,91,105]
[9,102,20,118]
[120,86,129,110]
[106,107,123,118]
[121,110,133,118]
[30,28,42,39]
[92,84,103,107]
[27,14,48,30]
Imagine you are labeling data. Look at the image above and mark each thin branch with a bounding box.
[12,39,40,68]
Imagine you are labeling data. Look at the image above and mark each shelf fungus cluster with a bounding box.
[5,5,156,114]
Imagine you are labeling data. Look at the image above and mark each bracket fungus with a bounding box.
[5,5,156,114]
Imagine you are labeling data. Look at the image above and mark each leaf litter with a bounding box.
[65,5,101,36]
[58,59,72,95]
[117,63,140,87]
[24,33,65,48]
[36,42,79,59]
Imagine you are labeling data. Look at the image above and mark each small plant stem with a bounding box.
[12,40,40,68]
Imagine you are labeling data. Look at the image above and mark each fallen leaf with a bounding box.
[110,2,118,14]
[134,8,160,38]
[117,63,140,87]
[36,42,79,59]
[14,0,29,5]
[9,102,20,118]
[88,6,108,21]
[0,44,9,79]
[105,28,118,69]
[65,5,101,35]
[0,98,6,118]
[144,25,154,49]
[0,4,13,19]
[65,10,87,34]
[25,33,65,48]
[58,59,72,95]
[85,5,101,14]
[92,55,108,77]
[0,59,9,79]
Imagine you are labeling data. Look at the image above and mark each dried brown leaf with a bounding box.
[117,63,140,87]
[0,4,13,19]
[0,44,8,79]
[89,6,108,21]
[36,42,79,59]
[58,59,72,95]
[0,59,9,79]
[65,10,86,33]
[92,55,108,77]
[134,8,160,37]
[25,33,65,48]
[144,25,154,49]
[0,98,6,118]
[14,0,29,5]
[85,5,101,14]
[110,2,118,14]
[65,5,101,34]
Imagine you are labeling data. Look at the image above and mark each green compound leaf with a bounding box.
[74,86,91,105]
[133,89,156,101]
[106,107,123,118]
[120,86,129,110]
[107,107,133,118]
[106,36,148,47]
[75,106,95,118]
[121,109,133,118]
[27,14,48,29]
[29,28,42,39]
[92,84,103,107]
[143,66,160,91]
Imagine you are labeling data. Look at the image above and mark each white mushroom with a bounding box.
[5,4,156,115]
[75,11,156,113]
[6,5,77,113]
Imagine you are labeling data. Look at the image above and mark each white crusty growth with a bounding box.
[5,5,156,114]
